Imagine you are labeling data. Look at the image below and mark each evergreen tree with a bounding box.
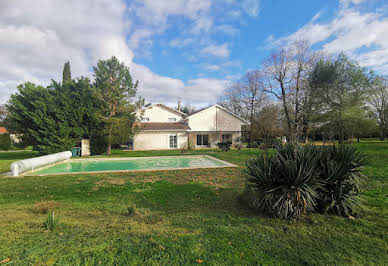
[93,56,137,155]
[310,54,371,143]
[7,82,74,154]
[62,61,71,83]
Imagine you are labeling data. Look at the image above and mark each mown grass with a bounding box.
[0,143,387,265]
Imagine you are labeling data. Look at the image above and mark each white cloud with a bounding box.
[340,0,366,8]
[264,3,388,73]
[169,37,195,48]
[214,24,239,36]
[0,0,228,106]
[200,43,230,58]
[242,0,261,17]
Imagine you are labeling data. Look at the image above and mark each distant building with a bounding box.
[132,104,250,150]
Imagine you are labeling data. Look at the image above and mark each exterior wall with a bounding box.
[188,106,243,132]
[136,105,183,122]
[189,132,242,148]
[133,131,188,150]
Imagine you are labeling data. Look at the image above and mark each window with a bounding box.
[196,134,209,146]
[169,134,177,148]
[168,118,177,122]
[142,117,150,122]
[222,134,232,143]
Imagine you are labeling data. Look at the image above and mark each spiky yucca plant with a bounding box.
[317,145,365,216]
[244,143,366,219]
[245,144,322,219]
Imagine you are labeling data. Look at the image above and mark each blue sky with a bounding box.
[1,0,387,107]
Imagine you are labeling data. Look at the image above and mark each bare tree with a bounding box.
[262,40,316,141]
[222,70,267,142]
[370,77,388,140]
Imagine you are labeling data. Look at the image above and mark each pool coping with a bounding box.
[14,155,237,177]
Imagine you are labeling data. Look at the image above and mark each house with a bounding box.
[0,127,22,143]
[133,104,250,150]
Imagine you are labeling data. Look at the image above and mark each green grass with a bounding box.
[0,143,387,264]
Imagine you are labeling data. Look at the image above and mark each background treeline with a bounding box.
[221,40,388,144]
[1,56,140,155]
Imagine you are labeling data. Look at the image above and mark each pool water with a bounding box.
[32,155,234,175]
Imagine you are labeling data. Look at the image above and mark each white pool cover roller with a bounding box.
[11,151,72,176]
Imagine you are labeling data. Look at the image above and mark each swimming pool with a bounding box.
[26,155,236,176]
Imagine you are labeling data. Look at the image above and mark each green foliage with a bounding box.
[62,61,71,83]
[216,142,232,151]
[7,82,74,154]
[90,129,107,155]
[245,144,322,219]
[310,53,372,143]
[7,77,102,155]
[0,134,11,150]
[317,145,366,216]
[93,56,137,155]
[43,212,60,231]
[244,143,366,218]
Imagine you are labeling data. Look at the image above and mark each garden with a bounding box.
[0,141,387,264]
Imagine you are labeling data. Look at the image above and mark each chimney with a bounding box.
[178,100,181,111]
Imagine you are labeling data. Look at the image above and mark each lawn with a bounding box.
[0,143,387,265]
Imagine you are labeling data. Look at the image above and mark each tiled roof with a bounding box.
[137,122,191,131]
[0,127,8,134]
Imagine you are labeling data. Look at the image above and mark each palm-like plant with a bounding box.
[317,145,365,216]
[244,143,366,219]
[246,144,322,219]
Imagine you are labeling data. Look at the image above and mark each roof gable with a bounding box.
[186,104,250,125]
[136,104,186,117]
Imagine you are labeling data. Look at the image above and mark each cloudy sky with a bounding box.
[1,0,387,107]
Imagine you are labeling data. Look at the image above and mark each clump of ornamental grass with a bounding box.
[43,211,61,231]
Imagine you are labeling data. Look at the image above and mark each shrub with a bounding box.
[217,142,231,151]
[248,141,259,148]
[317,145,365,216]
[90,131,107,155]
[245,144,322,219]
[180,142,195,153]
[244,143,366,219]
[260,138,282,149]
[233,136,243,150]
[0,134,11,150]
[44,212,60,231]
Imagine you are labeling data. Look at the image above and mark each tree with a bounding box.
[223,70,267,143]
[262,40,317,142]
[7,82,75,154]
[63,61,72,83]
[310,53,371,143]
[251,104,283,141]
[93,56,138,155]
[369,77,388,140]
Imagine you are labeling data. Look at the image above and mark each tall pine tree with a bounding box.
[62,61,71,83]
[93,56,137,155]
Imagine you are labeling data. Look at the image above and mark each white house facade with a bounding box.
[133,104,249,150]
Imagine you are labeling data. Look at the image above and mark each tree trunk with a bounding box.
[107,122,113,155]
[379,125,385,141]
[280,82,293,141]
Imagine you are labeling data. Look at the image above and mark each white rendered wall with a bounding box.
[135,105,183,122]
[134,132,188,150]
[188,106,244,132]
